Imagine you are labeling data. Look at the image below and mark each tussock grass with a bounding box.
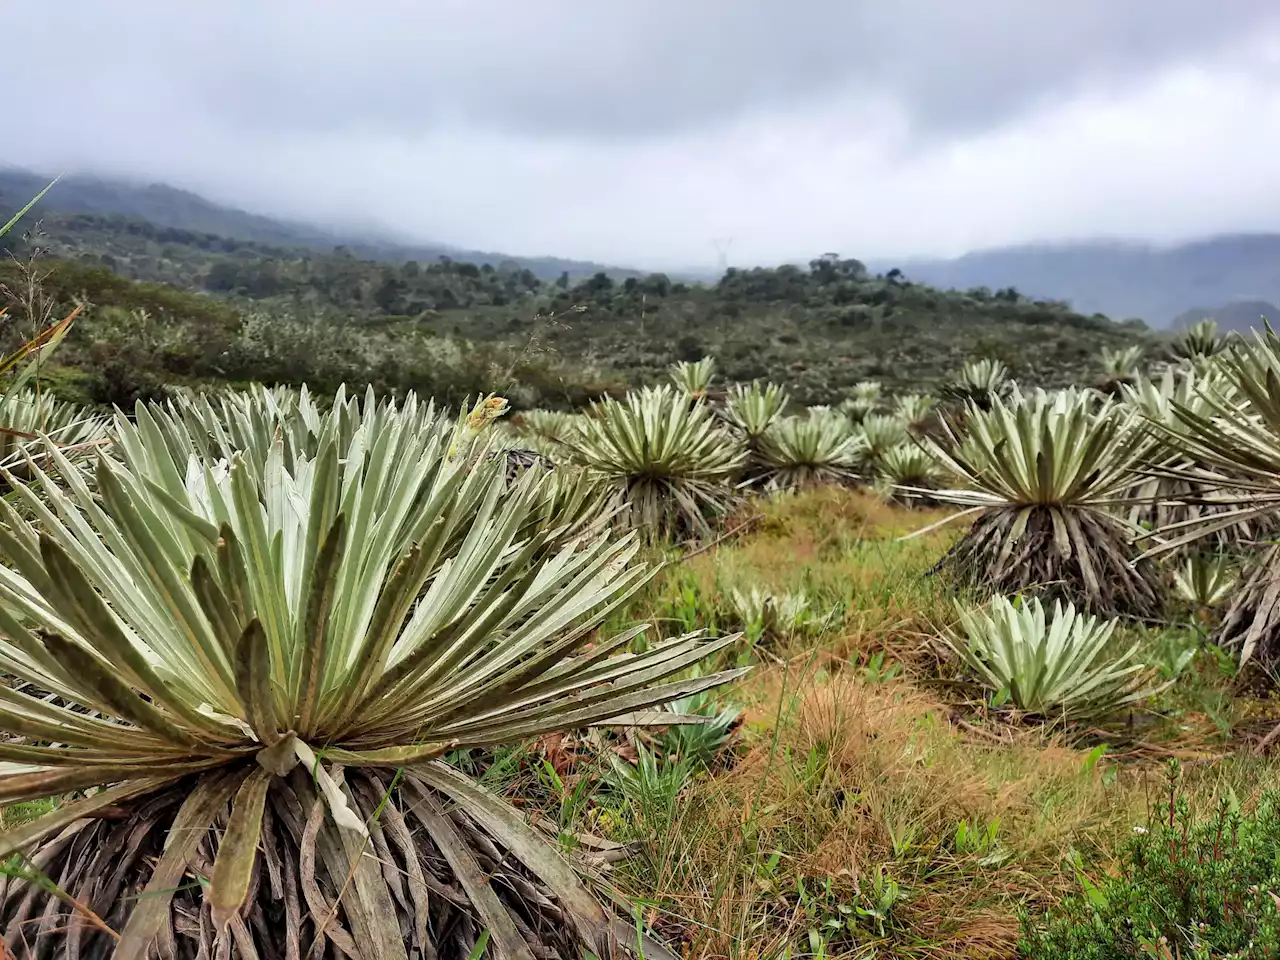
[608,666,1143,957]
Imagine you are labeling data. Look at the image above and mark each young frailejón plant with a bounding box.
[1173,553,1238,612]
[756,413,862,491]
[849,380,883,406]
[722,380,789,443]
[945,595,1163,718]
[1094,344,1144,395]
[563,384,746,540]
[853,413,909,474]
[892,393,937,437]
[0,389,109,477]
[150,380,330,468]
[0,393,742,959]
[722,380,790,484]
[0,181,102,479]
[921,387,1163,618]
[1169,317,1229,362]
[668,356,716,400]
[874,442,945,506]
[155,384,596,534]
[724,586,833,642]
[512,407,581,452]
[837,381,884,426]
[939,358,1011,412]
[838,395,877,424]
[1143,326,1280,667]
[1121,366,1257,553]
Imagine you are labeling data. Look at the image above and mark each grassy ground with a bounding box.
[502,488,1280,959]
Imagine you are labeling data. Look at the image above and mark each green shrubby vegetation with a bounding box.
[1022,762,1280,959]
[1,207,1153,411]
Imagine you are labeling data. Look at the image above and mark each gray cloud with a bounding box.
[7,1,1280,265]
[21,1,1280,139]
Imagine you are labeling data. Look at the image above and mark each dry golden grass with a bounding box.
[619,665,1145,958]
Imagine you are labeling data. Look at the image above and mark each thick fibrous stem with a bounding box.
[937,506,1163,620]
[1217,543,1280,668]
[1,769,640,960]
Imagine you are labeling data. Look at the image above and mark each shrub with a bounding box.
[1021,763,1280,959]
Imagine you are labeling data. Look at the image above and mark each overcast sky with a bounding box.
[9,2,1280,268]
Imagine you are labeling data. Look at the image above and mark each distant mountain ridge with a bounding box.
[1172,299,1280,335]
[0,167,640,280]
[8,167,1279,325]
[884,234,1280,328]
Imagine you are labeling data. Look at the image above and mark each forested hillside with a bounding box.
[0,189,1151,409]
[0,167,636,279]
[1172,298,1280,335]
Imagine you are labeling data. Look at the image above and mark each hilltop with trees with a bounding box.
[0,190,1151,409]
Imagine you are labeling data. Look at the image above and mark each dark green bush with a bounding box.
[1021,761,1280,959]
